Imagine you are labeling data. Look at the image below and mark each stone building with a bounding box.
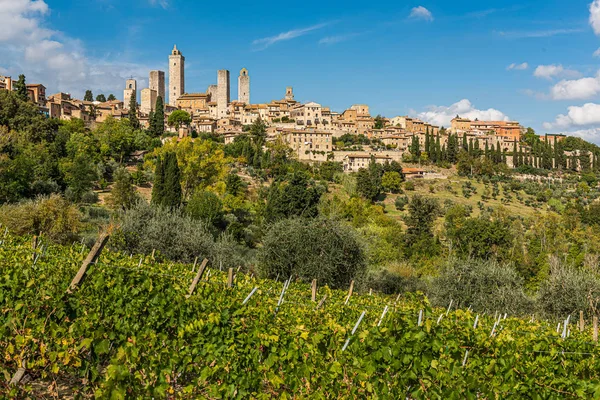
[0,75,12,91]
[281,130,334,162]
[285,87,295,101]
[207,85,218,102]
[238,68,250,104]
[26,84,46,106]
[149,70,165,103]
[123,79,137,108]
[177,93,210,114]
[217,70,230,119]
[141,88,157,114]
[169,45,185,106]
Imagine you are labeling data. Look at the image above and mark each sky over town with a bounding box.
[2,0,600,141]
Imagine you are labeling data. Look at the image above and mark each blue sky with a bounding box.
[2,0,600,141]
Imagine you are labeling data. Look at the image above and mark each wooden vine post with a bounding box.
[66,232,110,294]
[227,268,234,288]
[311,279,317,302]
[344,280,354,305]
[9,360,26,386]
[186,258,209,298]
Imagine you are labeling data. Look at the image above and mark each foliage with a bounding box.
[258,217,367,288]
[356,160,383,201]
[106,167,138,210]
[0,195,81,243]
[428,258,533,314]
[186,190,224,227]
[112,201,217,263]
[151,152,181,208]
[13,74,28,101]
[128,91,140,130]
[264,172,323,221]
[84,90,94,102]
[168,110,191,130]
[381,171,403,193]
[537,258,600,319]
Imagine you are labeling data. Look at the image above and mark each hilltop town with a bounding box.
[2,45,590,175]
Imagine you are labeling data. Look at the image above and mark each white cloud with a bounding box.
[318,33,360,45]
[506,62,528,71]
[591,0,600,35]
[533,64,581,80]
[148,0,169,9]
[410,99,509,127]
[543,103,600,130]
[0,0,152,99]
[497,28,583,39]
[548,71,600,100]
[594,48,600,57]
[409,6,433,22]
[252,23,330,50]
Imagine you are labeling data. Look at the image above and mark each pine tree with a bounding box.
[151,156,165,205]
[13,74,28,101]
[153,96,165,137]
[107,94,117,101]
[96,94,107,102]
[128,90,140,130]
[84,90,94,102]
[162,152,182,208]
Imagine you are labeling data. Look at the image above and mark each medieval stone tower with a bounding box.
[217,69,230,118]
[123,79,137,109]
[169,45,185,106]
[285,86,294,101]
[238,68,250,104]
[149,70,165,103]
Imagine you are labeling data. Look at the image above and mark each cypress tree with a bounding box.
[14,74,28,101]
[495,143,501,164]
[485,141,490,159]
[512,140,518,167]
[153,96,165,137]
[128,90,140,130]
[468,138,473,156]
[151,156,165,205]
[462,134,468,152]
[162,152,182,208]
[441,144,447,161]
[435,135,441,163]
[148,110,155,135]
[425,131,431,158]
[473,139,480,157]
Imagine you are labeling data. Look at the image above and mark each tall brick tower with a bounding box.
[238,68,250,104]
[169,45,185,106]
[149,70,165,104]
[123,78,137,109]
[217,69,230,118]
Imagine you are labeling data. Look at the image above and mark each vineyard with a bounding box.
[2,232,600,398]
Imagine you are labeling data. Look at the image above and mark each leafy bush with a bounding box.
[0,194,82,244]
[258,217,367,289]
[428,258,533,315]
[395,196,409,211]
[112,201,217,264]
[536,257,600,319]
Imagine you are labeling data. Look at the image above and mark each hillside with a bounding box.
[2,233,600,398]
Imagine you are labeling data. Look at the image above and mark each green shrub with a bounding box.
[0,194,82,244]
[428,258,533,315]
[258,217,366,289]
[395,196,409,211]
[536,258,600,319]
[112,201,216,264]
